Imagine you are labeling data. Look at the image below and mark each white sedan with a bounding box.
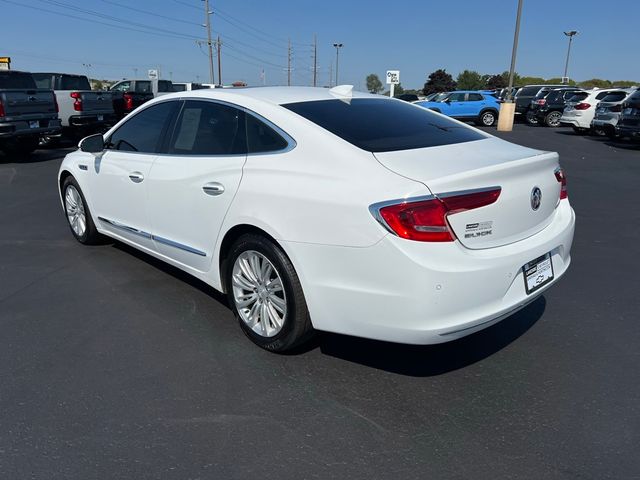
[58,86,575,352]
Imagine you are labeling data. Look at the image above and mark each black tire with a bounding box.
[475,109,497,127]
[1,136,39,155]
[544,111,562,127]
[525,110,539,125]
[61,176,103,245]
[225,233,314,352]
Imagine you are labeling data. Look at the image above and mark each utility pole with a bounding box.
[497,0,523,132]
[328,62,333,88]
[287,38,292,86]
[332,43,343,86]
[312,34,317,87]
[563,30,578,82]
[216,35,222,86]
[203,0,215,84]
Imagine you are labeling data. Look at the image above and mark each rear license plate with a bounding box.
[596,108,605,114]
[523,253,554,294]
[97,115,104,121]
[624,108,633,115]
[29,120,39,129]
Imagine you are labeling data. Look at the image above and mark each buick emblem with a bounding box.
[530,187,542,211]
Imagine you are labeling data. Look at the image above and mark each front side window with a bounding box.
[167,100,246,155]
[106,101,176,153]
[283,98,485,152]
[111,81,130,92]
[447,93,466,102]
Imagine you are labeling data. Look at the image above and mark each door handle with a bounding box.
[202,182,225,196]
[129,172,144,183]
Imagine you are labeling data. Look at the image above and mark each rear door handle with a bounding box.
[202,182,225,196]
[129,172,144,183]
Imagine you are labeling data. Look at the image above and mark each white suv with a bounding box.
[560,89,623,132]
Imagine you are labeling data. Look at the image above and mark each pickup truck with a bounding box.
[0,70,61,155]
[32,73,115,142]
[109,79,174,118]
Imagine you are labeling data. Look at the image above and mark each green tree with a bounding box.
[456,70,485,90]
[612,80,640,87]
[392,83,405,95]
[92,79,104,90]
[519,76,546,85]
[366,73,383,94]
[578,78,612,88]
[486,74,507,89]
[422,69,456,95]
[547,77,576,85]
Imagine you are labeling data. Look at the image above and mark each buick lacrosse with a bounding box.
[58,86,575,351]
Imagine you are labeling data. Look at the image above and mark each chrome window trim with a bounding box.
[368,186,501,236]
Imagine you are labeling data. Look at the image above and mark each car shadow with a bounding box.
[0,147,75,164]
[310,297,546,376]
[553,130,640,150]
[110,240,545,375]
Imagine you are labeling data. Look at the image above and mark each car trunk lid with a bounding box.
[373,137,562,249]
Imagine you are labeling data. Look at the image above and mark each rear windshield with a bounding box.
[158,80,173,92]
[628,90,640,101]
[0,71,37,89]
[173,84,187,92]
[60,75,91,90]
[601,92,628,102]
[283,98,485,152]
[567,92,588,102]
[32,73,52,89]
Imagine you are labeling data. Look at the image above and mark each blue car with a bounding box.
[415,90,500,126]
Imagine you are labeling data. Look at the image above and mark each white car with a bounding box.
[560,88,625,132]
[58,86,575,352]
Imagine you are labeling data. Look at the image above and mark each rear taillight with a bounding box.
[123,93,134,111]
[610,104,622,113]
[536,99,546,105]
[555,168,568,200]
[575,102,591,110]
[70,91,82,111]
[373,187,501,242]
[0,98,4,117]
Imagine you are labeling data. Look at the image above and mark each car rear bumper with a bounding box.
[591,117,617,128]
[285,200,575,344]
[0,118,62,138]
[616,124,640,137]
[560,112,590,129]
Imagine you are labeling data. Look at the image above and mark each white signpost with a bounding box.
[386,70,400,97]
[148,69,158,80]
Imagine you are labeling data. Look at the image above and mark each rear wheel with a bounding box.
[525,110,539,125]
[62,176,103,244]
[544,111,562,127]
[226,234,314,352]
[476,110,497,127]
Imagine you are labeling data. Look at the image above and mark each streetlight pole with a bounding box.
[333,43,343,86]
[497,0,523,132]
[563,30,578,83]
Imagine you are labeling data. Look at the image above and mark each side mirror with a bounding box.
[79,134,105,153]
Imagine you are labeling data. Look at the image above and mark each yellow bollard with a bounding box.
[497,102,516,132]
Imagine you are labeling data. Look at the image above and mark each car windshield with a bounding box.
[283,98,485,153]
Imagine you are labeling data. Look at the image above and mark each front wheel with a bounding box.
[476,110,497,127]
[544,111,562,127]
[226,234,314,352]
[62,176,103,244]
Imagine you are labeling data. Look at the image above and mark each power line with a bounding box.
[98,0,201,27]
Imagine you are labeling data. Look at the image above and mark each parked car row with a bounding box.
[413,90,501,126]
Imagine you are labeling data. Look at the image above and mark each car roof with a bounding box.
[158,86,376,106]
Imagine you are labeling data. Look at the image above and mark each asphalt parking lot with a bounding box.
[1,125,639,479]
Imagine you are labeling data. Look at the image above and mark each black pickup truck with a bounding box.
[0,70,61,155]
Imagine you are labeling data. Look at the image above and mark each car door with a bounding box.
[146,99,248,272]
[88,100,177,250]
[444,92,467,117]
[467,93,486,116]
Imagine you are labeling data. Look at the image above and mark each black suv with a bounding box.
[514,84,567,124]
[530,88,586,127]
[395,93,419,102]
[616,89,640,139]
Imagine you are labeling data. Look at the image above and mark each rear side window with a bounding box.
[283,98,485,152]
[595,91,611,100]
[59,75,91,90]
[107,101,176,153]
[167,100,246,155]
[601,92,628,102]
[0,71,36,89]
[246,114,288,153]
[468,93,483,101]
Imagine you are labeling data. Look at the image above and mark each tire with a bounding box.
[62,176,103,245]
[525,110,539,125]
[476,109,497,127]
[544,111,562,127]
[226,233,314,352]
[1,137,39,155]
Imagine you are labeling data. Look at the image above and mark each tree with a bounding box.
[366,73,383,94]
[578,78,612,88]
[456,70,485,90]
[547,77,576,86]
[486,74,507,89]
[422,69,456,95]
[92,79,104,90]
[392,83,405,96]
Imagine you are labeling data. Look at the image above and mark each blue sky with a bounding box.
[3,0,638,88]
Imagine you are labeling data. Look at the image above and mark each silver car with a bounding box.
[591,88,637,137]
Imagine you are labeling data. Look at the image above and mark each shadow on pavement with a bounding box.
[0,147,75,164]
[314,296,546,376]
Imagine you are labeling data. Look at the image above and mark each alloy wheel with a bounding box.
[65,185,87,238]
[231,250,287,338]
